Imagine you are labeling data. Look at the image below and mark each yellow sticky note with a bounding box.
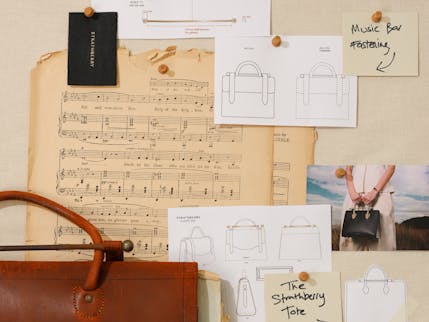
[343,12,418,76]
[264,272,342,322]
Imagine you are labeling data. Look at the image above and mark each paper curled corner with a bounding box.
[198,270,220,281]
[37,51,64,65]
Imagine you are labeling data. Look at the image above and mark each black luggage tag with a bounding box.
[68,11,117,85]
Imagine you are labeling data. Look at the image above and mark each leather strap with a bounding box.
[0,191,105,291]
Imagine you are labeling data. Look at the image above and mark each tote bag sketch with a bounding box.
[179,226,215,265]
[222,61,275,118]
[225,219,267,261]
[296,62,350,119]
[279,216,321,260]
[345,265,407,322]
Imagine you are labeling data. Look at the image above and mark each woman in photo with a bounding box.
[340,165,396,251]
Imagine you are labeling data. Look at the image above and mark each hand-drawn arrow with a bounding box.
[376,51,396,72]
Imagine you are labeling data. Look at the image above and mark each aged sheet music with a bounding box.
[272,127,316,205]
[27,48,314,261]
[28,48,273,261]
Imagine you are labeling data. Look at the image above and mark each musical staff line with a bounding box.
[59,113,242,143]
[60,148,242,165]
[57,169,241,200]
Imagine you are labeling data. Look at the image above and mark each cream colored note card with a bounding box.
[343,12,418,76]
[265,272,342,322]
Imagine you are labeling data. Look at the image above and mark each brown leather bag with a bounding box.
[0,191,198,322]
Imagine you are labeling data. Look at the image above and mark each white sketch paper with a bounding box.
[345,265,407,322]
[92,0,270,39]
[179,226,215,266]
[169,205,332,322]
[215,36,358,127]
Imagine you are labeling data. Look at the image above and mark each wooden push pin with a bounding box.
[158,64,169,74]
[84,7,95,18]
[335,167,346,178]
[299,271,309,282]
[272,35,282,47]
[372,10,382,23]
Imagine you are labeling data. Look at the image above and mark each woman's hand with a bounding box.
[349,191,362,204]
[362,189,378,205]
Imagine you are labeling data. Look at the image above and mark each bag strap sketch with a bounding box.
[0,191,128,291]
[228,61,269,105]
[287,216,314,227]
[362,265,391,295]
[303,62,344,106]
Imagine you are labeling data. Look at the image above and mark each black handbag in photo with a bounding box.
[341,206,380,238]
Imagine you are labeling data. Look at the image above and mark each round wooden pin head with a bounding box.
[272,36,282,47]
[335,167,346,178]
[84,7,95,18]
[372,11,382,23]
[299,272,309,282]
[158,64,169,74]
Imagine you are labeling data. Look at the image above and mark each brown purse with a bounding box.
[0,191,198,322]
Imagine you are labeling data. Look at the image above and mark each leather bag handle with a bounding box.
[0,191,104,291]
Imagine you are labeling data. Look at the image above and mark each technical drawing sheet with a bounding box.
[27,48,274,261]
[91,0,270,39]
[215,36,358,127]
[169,205,332,322]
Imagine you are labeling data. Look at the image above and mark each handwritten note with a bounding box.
[264,273,342,322]
[343,12,418,76]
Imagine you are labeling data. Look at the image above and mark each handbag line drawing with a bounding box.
[296,62,350,120]
[225,218,267,261]
[179,226,215,265]
[279,216,321,260]
[345,265,407,322]
[221,61,275,118]
[236,271,256,316]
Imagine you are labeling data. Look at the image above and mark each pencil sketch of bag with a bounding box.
[236,272,256,316]
[225,219,267,261]
[279,216,321,260]
[221,61,275,118]
[296,62,350,119]
[179,226,215,265]
[345,265,407,322]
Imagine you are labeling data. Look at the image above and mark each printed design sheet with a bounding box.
[27,48,273,261]
[168,205,332,322]
[92,0,270,39]
[215,36,358,127]
[345,265,407,322]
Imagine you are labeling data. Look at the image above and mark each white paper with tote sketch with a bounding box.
[168,205,332,322]
[91,0,270,39]
[345,265,407,322]
[215,36,357,127]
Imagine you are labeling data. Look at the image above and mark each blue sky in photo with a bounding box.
[306,165,429,225]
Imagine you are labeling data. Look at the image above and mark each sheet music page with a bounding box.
[27,48,274,261]
[272,127,316,205]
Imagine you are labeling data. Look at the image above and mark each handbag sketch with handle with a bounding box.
[222,61,275,118]
[296,62,350,119]
[279,216,321,260]
[225,218,267,261]
[345,265,407,322]
[179,226,215,265]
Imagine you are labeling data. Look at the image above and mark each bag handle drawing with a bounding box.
[190,226,206,238]
[362,265,391,295]
[303,62,344,106]
[228,61,269,105]
[287,216,314,227]
[309,62,337,77]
